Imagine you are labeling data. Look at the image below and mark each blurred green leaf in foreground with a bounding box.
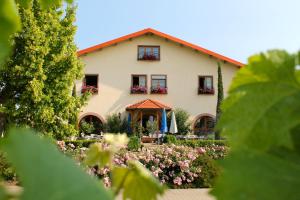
[0,128,113,200]
[212,50,300,200]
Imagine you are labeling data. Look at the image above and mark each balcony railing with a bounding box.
[130,86,147,94]
[198,87,214,95]
[81,85,98,94]
[151,86,168,94]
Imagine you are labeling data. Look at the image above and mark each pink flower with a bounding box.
[197,147,206,154]
[103,177,111,187]
[173,177,182,185]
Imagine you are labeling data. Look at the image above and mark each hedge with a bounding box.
[64,140,101,148]
[176,140,228,147]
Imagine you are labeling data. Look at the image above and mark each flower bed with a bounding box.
[60,142,228,188]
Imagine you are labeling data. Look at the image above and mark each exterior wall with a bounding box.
[76,34,238,124]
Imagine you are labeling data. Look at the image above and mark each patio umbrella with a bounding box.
[169,111,178,134]
[127,113,131,133]
[160,108,168,133]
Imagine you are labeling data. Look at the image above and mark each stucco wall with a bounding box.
[76,34,238,124]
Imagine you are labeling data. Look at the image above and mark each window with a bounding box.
[194,115,215,136]
[198,76,214,94]
[82,75,98,94]
[131,75,147,94]
[151,75,167,94]
[138,46,160,60]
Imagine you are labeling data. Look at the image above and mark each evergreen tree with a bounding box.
[0,1,86,139]
[215,62,224,140]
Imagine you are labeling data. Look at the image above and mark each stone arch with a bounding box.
[192,113,215,136]
[78,112,105,134]
[78,112,105,124]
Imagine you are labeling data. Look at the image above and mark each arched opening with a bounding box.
[193,114,215,136]
[79,115,104,135]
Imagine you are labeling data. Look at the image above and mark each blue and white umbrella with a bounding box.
[160,108,168,133]
[127,113,131,133]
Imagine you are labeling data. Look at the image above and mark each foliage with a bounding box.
[0,153,16,181]
[167,108,191,135]
[64,139,101,148]
[146,120,158,135]
[105,113,125,133]
[84,134,165,200]
[0,0,74,66]
[132,121,144,138]
[0,128,113,200]
[192,155,220,188]
[127,136,141,151]
[0,1,86,139]
[215,62,224,140]
[80,121,95,134]
[177,140,228,148]
[212,50,300,200]
[165,135,177,144]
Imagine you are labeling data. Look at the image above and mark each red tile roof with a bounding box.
[77,28,244,68]
[126,99,172,110]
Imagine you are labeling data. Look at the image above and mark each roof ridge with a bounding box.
[77,28,244,67]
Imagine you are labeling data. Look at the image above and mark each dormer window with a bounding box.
[138,46,160,61]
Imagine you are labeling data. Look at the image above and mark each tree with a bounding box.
[0,1,86,139]
[215,62,224,140]
[167,108,190,134]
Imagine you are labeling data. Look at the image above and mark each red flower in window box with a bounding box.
[198,87,214,94]
[81,85,98,94]
[142,54,158,60]
[131,86,147,94]
[151,86,167,94]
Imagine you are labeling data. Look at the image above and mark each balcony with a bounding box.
[151,86,168,94]
[198,87,214,95]
[130,86,147,94]
[81,85,98,95]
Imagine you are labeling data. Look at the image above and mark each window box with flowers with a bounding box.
[198,87,215,95]
[130,86,147,94]
[151,86,168,94]
[81,85,98,94]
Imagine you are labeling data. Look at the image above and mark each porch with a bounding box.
[126,99,172,131]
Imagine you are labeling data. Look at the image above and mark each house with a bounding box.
[76,28,243,135]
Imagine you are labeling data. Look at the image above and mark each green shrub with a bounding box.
[165,135,177,144]
[176,140,228,147]
[167,108,191,135]
[80,121,95,134]
[127,136,141,151]
[192,155,221,188]
[105,113,129,133]
[146,120,158,136]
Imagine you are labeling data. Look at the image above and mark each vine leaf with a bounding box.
[112,161,165,200]
[0,128,113,200]
[218,50,300,151]
[213,50,300,200]
[212,148,300,200]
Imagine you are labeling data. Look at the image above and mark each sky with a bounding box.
[75,0,300,63]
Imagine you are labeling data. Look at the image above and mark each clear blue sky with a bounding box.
[75,0,300,63]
